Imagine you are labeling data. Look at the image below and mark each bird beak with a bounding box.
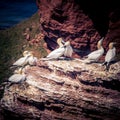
[61,40,65,45]
[57,38,65,46]
[100,37,104,42]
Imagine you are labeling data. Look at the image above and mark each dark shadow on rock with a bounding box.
[80,78,120,92]
[75,0,119,37]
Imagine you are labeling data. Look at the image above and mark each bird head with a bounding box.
[109,42,116,49]
[97,37,104,49]
[57,38,65,47]
[23,51,30,57]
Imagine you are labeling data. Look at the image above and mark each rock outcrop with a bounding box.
[0,1,120,120]
[1,59,120,120]
[36,0,120,57]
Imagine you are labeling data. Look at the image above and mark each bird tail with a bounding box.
[102,62,107,66]
[9,65,18,70]
[83,59,91,64]
[81,56,88,60]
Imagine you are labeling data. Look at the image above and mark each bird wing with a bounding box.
[64,45,73,57]
[28,56,38,65]
[47,47,65,59]
[105,48,116,62]
[13,56,29,66]
[8,74,26,83]
[88,48,104,60]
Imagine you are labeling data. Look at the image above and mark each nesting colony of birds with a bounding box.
[7,37,117,86]
[8,50,38,84]
[41,37,117,71]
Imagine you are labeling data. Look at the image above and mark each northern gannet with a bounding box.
[42,40,70,60]
[8,67,26,83]
[27,51,38,66]
[12,51,31,67]
[102,42,116,70]
[64,41,73,58]
[83,37,104,63]
[57,38,73,58]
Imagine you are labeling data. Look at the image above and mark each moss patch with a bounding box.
[0,13,47,83]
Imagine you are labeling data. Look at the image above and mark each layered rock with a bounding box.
[36,0,120,57]
[1,59,120,120]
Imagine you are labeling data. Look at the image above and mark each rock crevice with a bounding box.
[1,59,120,120]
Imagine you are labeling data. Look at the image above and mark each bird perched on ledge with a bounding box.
[8,67,26,83]
[41,39,71,60]
[27,51,38,66]
[102,42,116,71]
[11,50,38,68]
[83,37,104,63]
[57,38,73,58]
[12,51,31,68]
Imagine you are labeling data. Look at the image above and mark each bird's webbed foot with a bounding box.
[102,62,107,66]
[105,63,110,71]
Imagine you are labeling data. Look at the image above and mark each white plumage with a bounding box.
[46,46,66,60]
[8,68,26,83]
[64,41,73,57]
[12,51,38,67]
[42,39,71,60]
[57,38,73,58]
[87,47,104,61]
[13,55,29,67]
[12,51,31,67]
[102,42,116,70]
[27,52,38,66]
[105,43,116,63]
[84,37,104,63]
[8,74,26,83]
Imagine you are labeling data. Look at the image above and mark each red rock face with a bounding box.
[36,0,120,57]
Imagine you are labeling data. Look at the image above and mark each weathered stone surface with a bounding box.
[36,0,120,57]
[1,59,120,120]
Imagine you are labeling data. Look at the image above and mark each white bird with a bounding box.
[8,67,26,83]
[83,37,104,63]
[64,41,73,58]
[57,38,73,58]
[102,42,116,70]
[12,51,31,67]
[41,40,70,60]
[27,51,38,66]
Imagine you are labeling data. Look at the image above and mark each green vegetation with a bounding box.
[0,12,47,83]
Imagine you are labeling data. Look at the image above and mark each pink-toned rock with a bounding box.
[1,59,120,120]
[36,0,120,58]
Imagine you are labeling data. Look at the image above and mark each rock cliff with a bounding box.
[0,0,120,120]
[36,0,120,57]
[1,59,120,120]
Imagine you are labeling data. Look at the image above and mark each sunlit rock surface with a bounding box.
[36,0,120,57]
[1,59,120,120]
